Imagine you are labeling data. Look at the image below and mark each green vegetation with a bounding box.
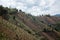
[40,37,48,40]
[45,14,51,17]
[0,32,9,40]
[26,30,32,34]
[0,5,9,20]
[0,5,60,40]
[8,8,18,15]
[55,22,60,31]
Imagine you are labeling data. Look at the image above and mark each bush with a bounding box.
[40,37,48,40]
[26,30,32,34]
[0,5,9,20]
[45,14,51,17]
[40,21,44,23]
[43,28,52,32]
[55,22,60,31]
[35,32,41,36]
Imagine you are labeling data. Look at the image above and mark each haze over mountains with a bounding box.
[54,14,60,17]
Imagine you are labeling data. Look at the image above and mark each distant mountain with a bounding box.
[54,14,60,17]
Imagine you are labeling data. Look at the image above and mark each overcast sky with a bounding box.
[0,0,60,16]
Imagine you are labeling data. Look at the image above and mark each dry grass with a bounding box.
[0,18,38,40]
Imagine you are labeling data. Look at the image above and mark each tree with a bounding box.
[13,16,15,20]
[0,5,9,20]
[43,28,46,32]
[2,8,8,20]
[8,8,18,15]
[0,5,8,16]
[45,14,51,17]
[0,5,4,16]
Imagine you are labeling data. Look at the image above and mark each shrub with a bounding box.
[40,37,48,40]
[40,21,44,23]
[26,30,32,34]
[45,14,51,17]
[0,5,9,20]
[55,22,60,31]
[35,32,41,36]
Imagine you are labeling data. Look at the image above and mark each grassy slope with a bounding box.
[0,12,60,40]
[0,17,38,40]
[17,13,48,32]
[17,13,60,40]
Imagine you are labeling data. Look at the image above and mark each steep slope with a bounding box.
[0,25,17,40]
[16,13,60,40]
[0,13,60,40]
[17,13,48,32]
[0,17,37,40]
[37,16,60,24]
[0,6,60,40]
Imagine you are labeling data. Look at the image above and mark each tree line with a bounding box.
[0,5,18,20]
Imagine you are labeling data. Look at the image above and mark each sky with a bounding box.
[0,0,60,16]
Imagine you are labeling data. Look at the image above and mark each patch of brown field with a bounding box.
[0,25,17,40]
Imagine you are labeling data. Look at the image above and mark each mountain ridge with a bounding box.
[54,14,60,17]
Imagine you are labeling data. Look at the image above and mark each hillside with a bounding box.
[0,6,60,40]
[17,12,60,40]
[0,17,38,40]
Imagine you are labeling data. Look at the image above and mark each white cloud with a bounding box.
[16,2,27,11]
[0,0,60,16]
[15,0,37,5]
[0,0,16,7]
[39,0,46,6]
[0,0,27,11]
[27,6,43,16]
[26,0,36,4]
